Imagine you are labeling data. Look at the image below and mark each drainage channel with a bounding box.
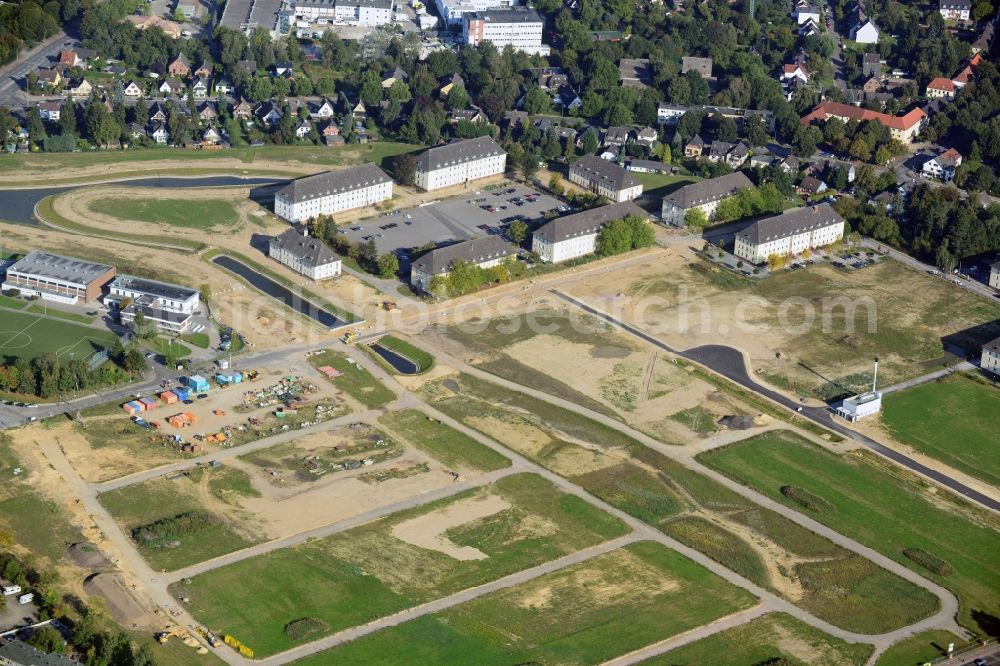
[369,343,420,374]
[211,255,348,329]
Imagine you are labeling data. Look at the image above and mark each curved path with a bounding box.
[551,289,1000,513]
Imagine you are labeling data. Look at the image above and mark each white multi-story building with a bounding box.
[409,236,517,292]
[293,0,394,26]
[981,336,1000,376]
[920,148,962,182]
[414,136,507,191]
[532,202,649,263]
[660,172,754,227]
[435,0,516,25]
[462,8,549,55]
[568,155,643,203]
[104,275,200,334]
[939,0,971,21]
[734,204,845,263]
[268,227,343,281]
[273,164,393,223]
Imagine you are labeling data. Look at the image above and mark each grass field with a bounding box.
[172,473,628,657]
[699,430,1000,636]
[0,309,118,364]
[422,373,937,633]
[648,612,874,665]
[89,198,239,230]
[876,630,971,666]
[378,409,510,472]
[98,466,262,571]
[881,374,1000,487]
[24,304,95,324]
[633,172,701,199]
[293,541,757,666]
[307,350,396,408]
[181,332,211,349]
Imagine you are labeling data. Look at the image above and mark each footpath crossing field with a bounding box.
[0,309,117,363]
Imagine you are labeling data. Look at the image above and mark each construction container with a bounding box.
[122,402,142,415]
[186,375,210,392]
[215,373,231,385]
[231,372,243,384]
[140,397,157,410]
[160,391,178,404]
[173,387,190,401]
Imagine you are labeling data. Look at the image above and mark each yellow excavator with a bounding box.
[155,625,207,653]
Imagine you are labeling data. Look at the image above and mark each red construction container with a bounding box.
[160,391,178,404]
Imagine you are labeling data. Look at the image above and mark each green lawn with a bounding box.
[699,430,1000,636]
[634,172,701,199]
[423,373,936,634]
[98,467,262,571]
[293,541,757,666]
[648,612,874,665]
[148,337,193,359]
[181,332,211,349]
[378,409,510,472]
[307,349,396,408]
[0,295,28,310]
[876,630,971,666]
[24,304,94,324]
[881,374,1000,487]
[0,309,118,364]
[172,473,628,657]
[89,197,239,230]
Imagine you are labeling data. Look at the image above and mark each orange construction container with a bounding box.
[160,391,178,404]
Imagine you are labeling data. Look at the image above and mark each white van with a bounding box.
[2,585,21,596]
[17,592,33,604]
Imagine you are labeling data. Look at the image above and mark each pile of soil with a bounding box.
[719,415,756,430]
[67,542,112,569]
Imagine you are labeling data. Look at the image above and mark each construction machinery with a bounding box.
[341,329,357,344]
[156,626,198,647]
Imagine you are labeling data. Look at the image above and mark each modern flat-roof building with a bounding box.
[734,204,845,263]
[410,236,517,292]
[293,0,394,26]
[269,226,343,281]
[219,0,289,36]
[2,251,115,304]
[532,201,649,263]
[568,155,643,203]
[105,275,200,334]
[660,172,754,227]
[414,136,507,192]
[982,336,1000,376]
[462,8,549,55]
[801,101,926,143]
[434,0,517,25]
[274,164,393,223]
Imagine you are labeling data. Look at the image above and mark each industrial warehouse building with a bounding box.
[414,136,507,191]
[409,236,517,292]
[1,251,115,304]
[269,226,343,280]
[568,155,643,203]
[734,204,845,263]
[532,201,648,263]
[660,172,754,227]
[293,0,394,26]
[462,8,550,55]
[273,164,393,223]
[104,275,201,334]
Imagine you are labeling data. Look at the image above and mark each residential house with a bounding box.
[213,79,232,95]
[194,62,213,79]
[351,99,368,120]
[734,204,845,263]
[320,121,342,145]
[123,80,144,99]
[311,98,337,119]
[781,62,809,84]
[38,102,61,122]
[681,56,713,78]
[65,78,92,98]
[198,102,217,123]
[684,134,705,157]
[381,66,408,88]
[272,62,293,78]
[603,126,633,147]
[618,58,652,87]
[793,2,820,24]
[851,19,880,43]
[202,126,222,144]
[568,155,643,202]
[449,107,488,124]
[269,226,342,281]
[159,78,184,96]
[862,75,882,93]
[414,136,507,192]
[148,122,169,144]
[295,119,312,138]
[862,52,883,78]
[238,59,257,75]
[972,22,995,54]
[989,260,1000,289]
[926,77,956,99]
[657,102,688,125]
[921,147,962,181]
[799,18,821,37]
[410,236,518,292]
[439,73,465,97]
[980,335,1000,375]
[635,127,658,149]
[168,54,191,77]
[801,101,926,143]
[939,0,971,21]
[104,64,127,77]
[58,50,86,67]
[599,145,619,162]
[231,98,253,121]
[255,101,283,126]
[532,201,649,263]
[660,172,753,226]
[274,164,394,222]
[952,53,983,88]
[148,101,168,123]
[706,141,750,168]
[797,175,828,196]
[191,77,209,99]
[535,118,577,144]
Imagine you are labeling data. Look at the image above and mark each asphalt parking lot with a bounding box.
[341,185,566,257]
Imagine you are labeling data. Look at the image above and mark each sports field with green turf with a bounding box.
[0,309,117,363]
[881,374,1000,487]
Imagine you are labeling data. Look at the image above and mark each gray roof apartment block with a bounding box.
[270,227,342,268]
[415,136,505,172]
[534,201,648,244]
[736,203,845,246]
[570,155,640,191]
[274,164,392,204]
[412,236,517,276]
[662,172,753,209]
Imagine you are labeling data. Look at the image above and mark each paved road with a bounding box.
[880,361,974,395]
[0,30,71,108]
[551,289,1000,513]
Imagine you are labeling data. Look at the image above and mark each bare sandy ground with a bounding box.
[390,493,511,560]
